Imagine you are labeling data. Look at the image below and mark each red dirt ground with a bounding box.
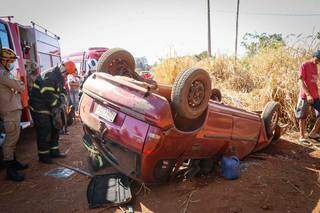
[0,120,319,213]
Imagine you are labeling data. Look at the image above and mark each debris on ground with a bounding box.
[44,167,75,179]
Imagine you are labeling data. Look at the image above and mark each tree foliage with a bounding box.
[241,33,285,56]
[194,51,209,61]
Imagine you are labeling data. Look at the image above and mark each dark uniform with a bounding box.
[29,66,67,161]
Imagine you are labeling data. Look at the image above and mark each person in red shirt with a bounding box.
[296,50,320,147]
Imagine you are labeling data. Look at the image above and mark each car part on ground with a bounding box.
[171,67,212,119]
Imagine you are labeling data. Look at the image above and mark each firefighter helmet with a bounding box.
[63,60,76,75]
[0,48,18,64]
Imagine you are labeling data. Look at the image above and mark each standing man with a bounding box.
[67,71,80,112]
[0,48,28,182]
[29,61,76,164]
[296,50,320,146]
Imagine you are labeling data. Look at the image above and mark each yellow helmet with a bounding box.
[0,48,18,65]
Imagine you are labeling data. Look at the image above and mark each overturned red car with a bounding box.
[79,48,282,184]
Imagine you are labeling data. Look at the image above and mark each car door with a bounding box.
[194,101,234,157]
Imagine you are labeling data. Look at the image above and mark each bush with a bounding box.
[153,46,313,129]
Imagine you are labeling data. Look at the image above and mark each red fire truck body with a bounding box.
[0,17,61,126]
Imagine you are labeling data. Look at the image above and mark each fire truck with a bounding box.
[0,16,62,127]
[63,47,108,76]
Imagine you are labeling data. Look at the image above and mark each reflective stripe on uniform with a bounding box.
[29,106,51,115]
[38,150,50,154]
[97,155,104,167]
[50,146,59,150]
[51,99,58,107]
[83,142,99,154]
[33,83,40,89]
[40,87,55,94]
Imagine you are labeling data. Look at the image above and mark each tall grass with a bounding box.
[154,46,314,129]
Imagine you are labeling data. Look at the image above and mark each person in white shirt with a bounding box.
[67,72,80,111]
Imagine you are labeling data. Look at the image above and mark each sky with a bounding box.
[0,0,319,63]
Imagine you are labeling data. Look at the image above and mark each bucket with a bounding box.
[221,156,240,180]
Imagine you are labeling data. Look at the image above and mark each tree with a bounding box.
[241,33,285,56]
[195,51,209,61]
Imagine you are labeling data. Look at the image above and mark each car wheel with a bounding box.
[96,48,139,79]
[210,88,222,102]
[171,68,212,119]
[262,101,280,138]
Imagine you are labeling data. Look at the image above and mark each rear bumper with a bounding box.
[82,129,143,183]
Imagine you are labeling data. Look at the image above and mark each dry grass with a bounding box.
[154,46,315,129]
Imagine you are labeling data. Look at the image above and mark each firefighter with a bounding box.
[29,61,76,164]
[0,48,28,182]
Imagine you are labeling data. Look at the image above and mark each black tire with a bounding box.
[262,101,280,138]
[171,68,212,119]
[210,88,222,102]
[96,48,139,79]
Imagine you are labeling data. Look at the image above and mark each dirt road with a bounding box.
[0,121,319,213]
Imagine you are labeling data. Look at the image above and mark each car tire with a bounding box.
[262,101,280,138]
[171,68,212,119]
[96,48,139,79]
[210,88,222,102]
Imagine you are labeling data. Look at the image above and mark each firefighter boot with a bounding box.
[13,153,29,170]
[5,160,25,182]
[50,149,66,158]
[39,154,53,164]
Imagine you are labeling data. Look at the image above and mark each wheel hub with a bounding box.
[188,80,205,108]
[109,58,134,78]
[270,111,278,131]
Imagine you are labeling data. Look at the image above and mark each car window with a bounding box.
[0,22,10,48]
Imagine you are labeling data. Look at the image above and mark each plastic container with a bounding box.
[221,156,240,180]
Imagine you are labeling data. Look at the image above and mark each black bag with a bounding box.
[87,173,132,208]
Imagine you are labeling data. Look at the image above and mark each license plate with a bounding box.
[95,105,117,123]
